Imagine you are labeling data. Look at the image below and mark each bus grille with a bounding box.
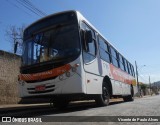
[27,85,55,94]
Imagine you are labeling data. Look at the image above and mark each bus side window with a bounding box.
[132,65,135,77]
[128,62,132,75]
[119,54,125,71]
[122,57,126,71]
[124,59,128,73]
[98,36,110,63]
[111,47,119,68]
[130,64,135,77]
[81,21,96,63]
[126,61,130,74]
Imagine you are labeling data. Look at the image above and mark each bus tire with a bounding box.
[123,85,134,102]
[54,100,69,109]
[95,83,110,106]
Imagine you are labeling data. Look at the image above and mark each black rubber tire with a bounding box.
[123,85,134,102]
[95,84,110,106]
[54,100,69,109]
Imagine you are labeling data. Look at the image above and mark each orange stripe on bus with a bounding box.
[109,64,136,85]
[19,64,71,82]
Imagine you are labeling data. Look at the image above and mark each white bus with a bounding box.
[18,10,136,108]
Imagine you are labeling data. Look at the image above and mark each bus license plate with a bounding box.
[35,85,46,91]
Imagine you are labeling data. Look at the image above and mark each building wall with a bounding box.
[0,50,21,104]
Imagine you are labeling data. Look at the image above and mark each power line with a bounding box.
[16,0,43,17]
[15,0,47,17]
[23,0,47,16]
[7,0,48,18]
[6,0,33,17]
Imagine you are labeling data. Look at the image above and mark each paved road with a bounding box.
[48,95,160,117]
[1,95,160,125]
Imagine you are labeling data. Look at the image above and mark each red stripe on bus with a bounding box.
[109,64,136,85]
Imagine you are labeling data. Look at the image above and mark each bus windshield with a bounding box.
[22,23,80,66]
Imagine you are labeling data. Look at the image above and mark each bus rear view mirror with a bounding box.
[14,42,18,54]
[85,30,92,44]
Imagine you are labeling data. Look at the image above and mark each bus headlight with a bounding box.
[66,72,70,77]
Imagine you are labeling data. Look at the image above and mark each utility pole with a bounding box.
[149,76,152,95]
[135,61,140,96]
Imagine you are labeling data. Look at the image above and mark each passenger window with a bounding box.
[81,21,96,63]
[128,62,132,75]
[111,47,119,67]
[124,60,129,73]
[130,64,135,77]
[132,65,135,77]
[119,55,125,71]
[99,37,109,52]
[122,57,126,71]
[98,36,110,63]
[87,40,96,56]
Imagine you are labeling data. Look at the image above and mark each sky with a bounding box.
[0,0,160,83]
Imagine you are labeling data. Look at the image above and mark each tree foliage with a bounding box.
[140,84,148,90]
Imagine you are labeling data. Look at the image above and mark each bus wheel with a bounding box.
[123,85,134,102]
[95,84,110,106]
[54,100,69,109]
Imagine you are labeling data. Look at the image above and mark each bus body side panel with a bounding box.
[83,58,103,94]
[85,72,103,94]
[100,60,123,95]
[61,55,86,94]
[109,63,135,95]
[77,11,136,96]
[121,81,130,95]
[99,59,133,96]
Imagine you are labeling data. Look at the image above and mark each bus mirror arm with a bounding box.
[14,42,18,54]
[81,30,88,52]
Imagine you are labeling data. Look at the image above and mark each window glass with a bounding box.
[119,55,125,71]
[99,47,110,63]
[81,22,96,63]
[119,55,123,63]
[111,47,119,67]
[128,62,132,75]
[130,64,134,76]
[111,47,117,58]
[122,57,126,71]
[98,36,110,63]
[112,57,119,67]
[83,52,96,63]
[88,41,96,55]
[132,65,135,77]
[124,59,129,73]
[99,37,109,52]
[129,64,135,77]
[120,62,125,71]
